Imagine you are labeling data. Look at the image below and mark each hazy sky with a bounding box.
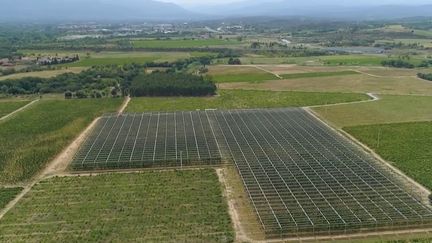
[161,0,432,6]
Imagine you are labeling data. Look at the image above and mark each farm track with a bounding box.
[0,99,39,122]
[307,92,380,108]
[252,65,283,79]
[118,95,131,114]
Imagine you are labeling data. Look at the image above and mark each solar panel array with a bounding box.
[72,112,221,170]
[72,109,432,238]
[209,109,432,237]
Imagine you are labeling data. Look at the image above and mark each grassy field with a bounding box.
[207,65,277,83]
[19,51,209,67]
[212,73,277,83]
[0,99,122,184]
[63,52,206,67]
[0,68,85,81]
[0,187,22,210]
[0,101,31,118]
[280,70,359,79]
[313,95,432,128]
[133,38,242,48]
[126,90,369,112]
[345,122,432,190]
[221,72,432,95]
[0,170,234,242]
[239,55,392,66]
[393,39,432,48]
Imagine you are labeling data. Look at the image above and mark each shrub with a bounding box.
[417,73,432,81]
[381,60,415,69]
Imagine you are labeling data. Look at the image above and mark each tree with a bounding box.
[64,91,73,99]
[228,58,241,65]
[111,88,118,97]
[198,56,211,67]
[75,90,87,99]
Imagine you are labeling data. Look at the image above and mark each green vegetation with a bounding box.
[0,187,21,209]
[280,70,359,79]
[321,55,389,66]
[0,65,141,96]
[65,56,159,67]
[0,99,122,184]
[0,68,86,81]
[212,73,277,83]
[313,95,432,128]
[345,122,432,190]
[239,55,391,66]
[382,59,415,69]
[130,72,216,97]
[417,73,432,81]
[133,38,241,49]
[0,101,30,118]
[126,89,369,112]
[0,170,234,242]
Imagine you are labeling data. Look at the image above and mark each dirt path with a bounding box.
[118,96,131,114]
[0,99,39,122]
[307,92,380,109]
[216,168,251,243]
[0,116,101,220]
[253,65,283,79]
[350,69,382,78]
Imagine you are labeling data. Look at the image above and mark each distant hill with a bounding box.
[0,0,195,21]
[191,1,432,20]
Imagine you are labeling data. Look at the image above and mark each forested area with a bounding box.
[0,64,141,96]
[130,72,216,97]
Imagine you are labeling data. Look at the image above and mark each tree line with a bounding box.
[130,72,216,97]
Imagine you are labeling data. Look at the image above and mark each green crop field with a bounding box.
[63,52,198,67]
[0,188,22,210]
[0,170,234,242]
[212,72,277,83]
[0,101,30,118]
[345,122,432,190]
[133,38,242,48]
[126,89,369,112]
[0,99,122,184]
[0,68,86,81]
[239,55,392,66]
[280,70,359,79]
[65,57,159,67]
[313,95,432,128]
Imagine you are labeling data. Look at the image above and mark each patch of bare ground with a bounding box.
[217,166,265,242]
[118,95,131,114]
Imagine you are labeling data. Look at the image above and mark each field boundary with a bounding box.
[305,108,432,205]
[0,99,39,122]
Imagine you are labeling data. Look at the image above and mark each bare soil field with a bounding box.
[220,73,432,95]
